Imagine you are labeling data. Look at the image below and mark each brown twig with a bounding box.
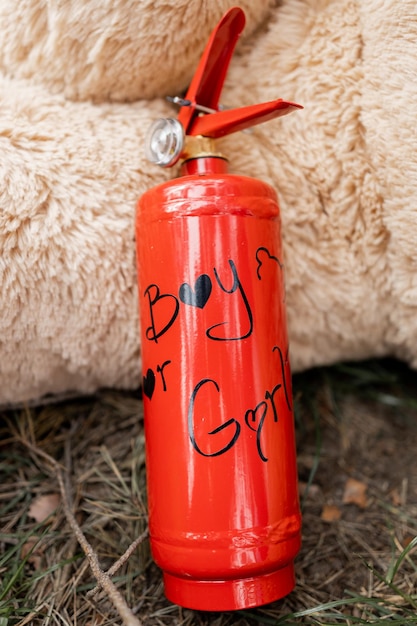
[20,435,142,626]
[87,528,149,598]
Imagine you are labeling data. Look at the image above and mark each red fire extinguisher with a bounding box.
[136,7,302,612]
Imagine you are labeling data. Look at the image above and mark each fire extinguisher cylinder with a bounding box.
[136,6,303,611]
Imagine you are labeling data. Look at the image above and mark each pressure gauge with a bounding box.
[145,118,185,167]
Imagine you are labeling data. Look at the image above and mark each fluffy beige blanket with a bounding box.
[1,0,416,405]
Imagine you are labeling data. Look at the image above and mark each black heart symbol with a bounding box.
[244,402,268,432]
[143,368,156,400]
[179,274,212,309]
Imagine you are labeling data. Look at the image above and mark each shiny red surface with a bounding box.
[136,170,301,610]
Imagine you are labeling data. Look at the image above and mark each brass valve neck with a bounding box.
[180,136,227,164]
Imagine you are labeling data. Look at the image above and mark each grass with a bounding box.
[0,358,416,625]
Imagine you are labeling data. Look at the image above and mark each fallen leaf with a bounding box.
[389,487,402,506]
[298,481,321,499]
[321,504,342,522]
[29,493,61,523]
[403,535,415,548]
[343,478,368,509]
[21,536,43,570]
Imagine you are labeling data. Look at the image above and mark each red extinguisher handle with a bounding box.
[177,7,302,139]
[178,7,245,134]
[145,7,302,167]
[188,98,303,138]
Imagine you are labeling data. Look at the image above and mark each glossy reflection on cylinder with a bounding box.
[136,164,301,611]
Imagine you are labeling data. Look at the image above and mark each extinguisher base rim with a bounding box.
[162,562,295,611]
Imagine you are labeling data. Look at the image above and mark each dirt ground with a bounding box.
[1,358,416,625]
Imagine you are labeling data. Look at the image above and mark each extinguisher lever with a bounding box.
[144,7,303,168]
[189,99,303,138]
[178,7,246,134]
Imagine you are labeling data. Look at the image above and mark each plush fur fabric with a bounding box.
[0,0,416,405]
[0,0,273,101]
